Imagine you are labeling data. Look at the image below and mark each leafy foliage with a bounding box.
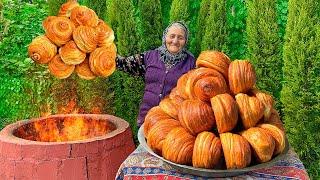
[190,0,210,57]
[160,0,172,28]
[0,1,52,127]
[201,0,227,52]
[109,0,143,143]
[137,0,163,51]
[226,0,247,60]
[246,0,282,109]
[169,0,189,23]
[281,0,320,178]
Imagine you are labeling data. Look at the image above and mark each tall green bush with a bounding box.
[0,2,52,127]
[169,0,189,23]
[246,0,282,108]
[281,0,320,177]
[137,0,163,51]
[191,0,210,57]
[226,0,247,59]
[160,0,172,28]
[201,0,227,52]
[109,0,143,142]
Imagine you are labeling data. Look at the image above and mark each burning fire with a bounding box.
[16,99,115,142]
[32,116,115,142]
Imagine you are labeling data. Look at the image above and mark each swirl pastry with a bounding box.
[159,97,180,119]
[240,127,275,163]
[144,106,173,137]
[58,1,80,18]
[178,99,215,135]
[75,57,96,80]
[89,46,116,77]
[147,119,181,155]
[229,60,256,94]
[250,88,274,120]
[176,71,192,99]
[235,93,264,129]
[48,54,75,79]
[186,67,228,102]
[59,40,86,65]
[196,50,231,80]
[220,132,252,169]
[73,25,98,53]
[96,19,115,47]
[42,16,57,30]
[28,35,57,64]
[70,6,99,27]
[44,16,75,47]
[192,131,222,169]
[162,127,195,165]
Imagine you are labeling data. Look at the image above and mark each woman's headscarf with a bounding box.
[157,21,191,69]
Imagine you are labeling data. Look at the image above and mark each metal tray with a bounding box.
[138,125,289,178]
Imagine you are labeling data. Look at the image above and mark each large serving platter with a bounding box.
[138,124,289,177]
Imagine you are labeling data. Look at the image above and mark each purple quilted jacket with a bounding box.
[137,49,195,127]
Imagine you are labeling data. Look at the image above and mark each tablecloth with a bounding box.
[116,145,309,180]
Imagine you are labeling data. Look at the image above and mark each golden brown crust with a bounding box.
[186,67,228,102]
[147,119,181,155]
[240,127,275,163]
[59,40,86,65]
[211,93,239,133]
[196,50,231,80]
[235,93,264,129]
[70,6,99,27]
[44,16,75,47]
[28,35,57,64]
[162,127,195,165]
[48,54,75,79]
[228,60,256,94]
[73,25,98,53]
[257,123,286,155]
[192,131,222,169]
[178,99,215,135]
[58,1,80,18]
[220,132,252,169]
[75,57,96,80]
[96,19,115,47]
[89,46,116,77]
[159,97,179,119]
[250,88,274,120]
[143,106,173,137]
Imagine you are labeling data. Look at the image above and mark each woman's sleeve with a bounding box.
[116,53,146,77]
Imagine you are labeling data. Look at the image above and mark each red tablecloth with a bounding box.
[116,145,309,180]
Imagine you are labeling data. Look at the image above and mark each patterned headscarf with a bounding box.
[157,21,190,69]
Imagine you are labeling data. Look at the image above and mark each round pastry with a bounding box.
[44,16,75,47]
[89,46,116,77]
[70,5,99,27]
[75,57,96,80]
[58,1,80,18]
[96,19,115,47]
[73,25,98,53]
[48,54,75,79]
[28,35,57,64]
[59,40,86,65]
[144,106,173,137]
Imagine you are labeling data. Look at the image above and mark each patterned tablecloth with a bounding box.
[116,145,309,180]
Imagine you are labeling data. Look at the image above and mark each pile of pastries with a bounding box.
[144,51,286,169]
[28,1,116,80]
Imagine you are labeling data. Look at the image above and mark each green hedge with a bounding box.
[201,0,227,52]
[246,0,282,109]
[281,0,320,178]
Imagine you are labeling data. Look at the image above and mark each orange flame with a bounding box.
[33,116,115,142]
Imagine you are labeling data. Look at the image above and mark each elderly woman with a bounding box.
[116,21,195,127]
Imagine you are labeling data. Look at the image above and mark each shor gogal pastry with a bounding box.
[28,2,116,80]
[145,50,287,170]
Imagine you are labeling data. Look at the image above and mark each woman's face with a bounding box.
[165,26,186,54]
